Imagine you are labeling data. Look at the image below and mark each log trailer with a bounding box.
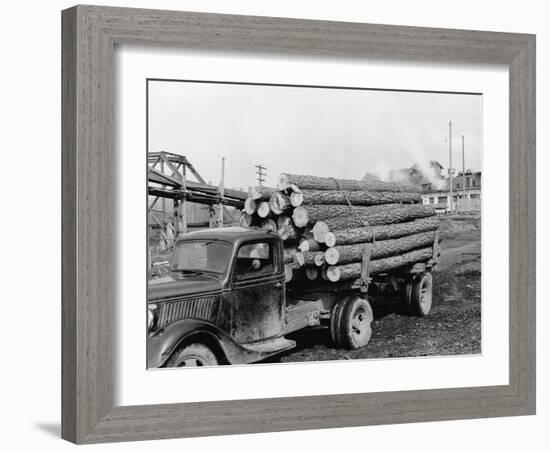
[147,227,439,367]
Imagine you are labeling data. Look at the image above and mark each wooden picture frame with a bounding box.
[62,5,536,444]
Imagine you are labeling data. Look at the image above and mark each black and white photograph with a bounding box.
[146,79,482,368]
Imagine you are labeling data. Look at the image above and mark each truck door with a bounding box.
[229,240,285,343]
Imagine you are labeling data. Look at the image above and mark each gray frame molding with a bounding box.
[62,5,536,444]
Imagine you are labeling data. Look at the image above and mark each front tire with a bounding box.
[166,343,219,367]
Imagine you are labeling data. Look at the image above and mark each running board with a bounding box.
[241,336,296,355]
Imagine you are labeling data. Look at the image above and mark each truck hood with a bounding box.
[148,273,223,300]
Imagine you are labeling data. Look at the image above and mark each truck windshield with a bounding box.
[170,241,232,275]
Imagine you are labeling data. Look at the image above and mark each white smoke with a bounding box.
[369,156,447,191]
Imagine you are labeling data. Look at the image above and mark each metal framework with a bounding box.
[148,151,247,241]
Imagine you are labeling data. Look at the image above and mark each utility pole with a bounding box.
[255,164,267,186]
[218,157,225,227]
[462,135,466,200]
[448,121,453,213]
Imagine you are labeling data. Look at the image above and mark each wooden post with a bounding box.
[432,229,440,264]
[360,243,372,294]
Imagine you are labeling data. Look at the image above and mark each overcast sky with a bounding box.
[148,80,482,190]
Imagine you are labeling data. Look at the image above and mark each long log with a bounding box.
[326,247,434,281]
[324,231,437,265]
[299,189,421,206]
[278,173,422,193]
[305,204,435,225]
[311,204,437,238]
[324,216,440,247]
[269,191,292,215]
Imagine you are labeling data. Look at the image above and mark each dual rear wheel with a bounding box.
[330,271,433,350]
[402,272,433,317]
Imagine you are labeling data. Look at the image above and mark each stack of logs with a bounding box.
[239,173,440,285]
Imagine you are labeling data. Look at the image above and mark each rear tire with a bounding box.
[331,296,373,350]
[329,300,346,348]
[402,272,433,317]
[166,343,219,367]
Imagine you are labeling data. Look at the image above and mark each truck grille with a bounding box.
[157,296,219,328]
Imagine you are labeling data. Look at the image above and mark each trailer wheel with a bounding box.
[403,272,433,317]
[166,343,219,367]
[332,296,373,350]
[329,299,347,348]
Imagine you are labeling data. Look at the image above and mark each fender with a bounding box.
[147,318,274,367]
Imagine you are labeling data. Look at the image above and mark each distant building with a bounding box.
[364,161,481,214]
[421,170,481,213]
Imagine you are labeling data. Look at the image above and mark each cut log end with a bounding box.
[292,206,309,228]
[323,266,341,282]
[324,232,336,248]
[270,191,291,215]
[244,198,257,215]
[314,253,325,267]
[324,247,339,265]
[312,221,330,243]
[290,191,304,207]
[305,267,318,280]
[257,201,271,218]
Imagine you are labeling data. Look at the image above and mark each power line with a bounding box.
[255,164,267,186]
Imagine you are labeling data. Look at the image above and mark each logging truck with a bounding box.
[147,227,438,367]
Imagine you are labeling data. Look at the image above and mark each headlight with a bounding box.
[147,304,157,330]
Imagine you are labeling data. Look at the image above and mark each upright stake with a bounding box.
[448,121,453,213]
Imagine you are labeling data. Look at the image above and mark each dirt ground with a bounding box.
[270,213,482,363]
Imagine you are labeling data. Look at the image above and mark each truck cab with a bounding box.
[147,227,296,367]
